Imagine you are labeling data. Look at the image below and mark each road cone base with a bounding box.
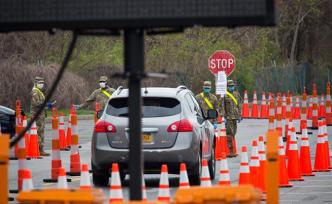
[9,189,19,194]
[66,171,81,176]
[43,178,72,183]
[289,178,304,181]
[9,157,18,160]
[8,197,14,201]
[308,127,318,130]
[302,173,315,176]
[219,181,231,185]
[279,183,293,187]
[29,156,43,159]
[313,169,330,172]
[60,148,70,151]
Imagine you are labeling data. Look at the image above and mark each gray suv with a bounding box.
[91,86,217,186]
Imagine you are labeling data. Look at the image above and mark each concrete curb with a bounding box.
[45,115,94,123]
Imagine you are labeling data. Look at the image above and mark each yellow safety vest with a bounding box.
[33,87,45,101]
[200,93,214,109]
[100,88,112,98]
[226,91,238,106]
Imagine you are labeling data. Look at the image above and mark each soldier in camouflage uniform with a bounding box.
[76,76,115,110]
[30,76,50,156]
[220,80,243,157]
[196,81,219,118]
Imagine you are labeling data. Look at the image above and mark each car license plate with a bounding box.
[142,133,153,143]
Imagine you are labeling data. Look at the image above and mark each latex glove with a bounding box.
[47,102,53,110]
[74,104,81,110]
[213,123,218,129]
[237,117,242,123]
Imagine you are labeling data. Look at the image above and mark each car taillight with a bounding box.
[94,120,117,133]
[167,119,193,132]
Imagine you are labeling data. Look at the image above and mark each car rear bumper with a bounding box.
[91,132,200,174]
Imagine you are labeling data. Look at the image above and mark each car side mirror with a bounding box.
[207,109,218,119]
[97,110,103,119]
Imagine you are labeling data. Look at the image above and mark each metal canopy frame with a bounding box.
[0,0,276,201]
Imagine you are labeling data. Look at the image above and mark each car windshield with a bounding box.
[107,97,181,117]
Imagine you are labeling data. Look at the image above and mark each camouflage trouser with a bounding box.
[36,116,45,150]
[226,119,237,153]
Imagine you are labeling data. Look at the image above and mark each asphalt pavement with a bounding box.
[8,118,332,203]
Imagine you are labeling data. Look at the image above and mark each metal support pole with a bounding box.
[124,29,144,200]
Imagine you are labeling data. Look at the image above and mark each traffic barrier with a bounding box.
[215,117,227,158]
[322,119,331,169]
[67,111,81,176]
[251,90,259,118]
[22,169,33,192]
[179,163,190,189]
[239,146,250,185]
[275,97,283,136]
[259,92,268,119]
[57,167,68,189]
[200,159,212,187]
[109,163,124,203]
[307,96,313,119]
[314,120,330,172]
[300,91,308,133]
[258,136,266,192]
[249,140,260,189]
[27,121,41,159]
[80,164,91,189]
[268,99,275,132]
[58,113,68,150]
[293,96,301,119]
[158,164,170,202]
[319,94,326,118]
[299,125,315,176]
[282,94,286,119]
[326,82,332,126]
[22,116,30,157]
[278,134,292,187]
[242,90,250,118]
[94,102,101,124]
[287,127,304,181]
[218,153,230,186]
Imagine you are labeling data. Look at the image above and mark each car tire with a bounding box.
[208,142,216,180]
[92,162,109,186]
[120,170,126,182]
[189,150,202,186]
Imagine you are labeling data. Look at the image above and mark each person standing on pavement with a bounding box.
[30,76,53,156]
[195,81,219,123]
[220,80,243,157]
[75,76,115,110]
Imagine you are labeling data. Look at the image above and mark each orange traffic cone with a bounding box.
[109,163,124,203]
[258,136,266,192]
[319,95,326,118]
[300,91,308,133]
[242,90,250,118]
[22,116,30,157]
[285,95,293,152]
[218,153,230,185]
[322,119,331,169]
[15,123,27,192]
[27,121,41,159]
[282,94,287,119]
[311,84,319,129]
[215,117,227,158]
[299,125,315,176]
[293,96,301,119]
[239,146,251,184]
[249,140,260,188]
[268,99,275,132]
[314,120,330,172]
[80,164,91,189]
[260,92,268,119]
[158,164,170,202]
[307,96,313,119]
[22,169,34,192]
[67,111,81,176]
[276,97,283,136]
[66,106,74,149]
[179,163,190,189]
[326,82,332,126]
[57,167,68,189]
[285,120,294,157]
[58,113,67,150]
[200,159,212,187]
[251,90,259,118]
[287,128,304,181]
[278,134,292,187]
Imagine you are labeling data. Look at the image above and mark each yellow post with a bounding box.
[0,134,9,204]
[266,130,279,204]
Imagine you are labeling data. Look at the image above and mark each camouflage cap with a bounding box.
[227,79,235,86]
[34,76,44,83]
[203,81,212,87]
[99,76,108,82]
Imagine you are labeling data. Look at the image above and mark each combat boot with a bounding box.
[40,147,50,156]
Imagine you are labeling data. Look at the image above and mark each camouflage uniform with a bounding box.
[80,76,115,110]
[220,82,243,154]
[196,92,219,116]
[30,77,47,152]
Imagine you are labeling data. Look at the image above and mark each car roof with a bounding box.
[112,86,190,98]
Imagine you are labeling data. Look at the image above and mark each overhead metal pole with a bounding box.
[124,29,144,200]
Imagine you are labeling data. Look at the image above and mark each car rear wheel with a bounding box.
[92,163,109,186]
[189,150,202,186]
[208,142,216,180]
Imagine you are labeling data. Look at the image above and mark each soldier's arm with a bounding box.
[80,90,98,109]
[236,92,243,115]
[31,92,44,107]
[219,96,226,117]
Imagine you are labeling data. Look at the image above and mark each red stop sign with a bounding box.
[208,50,236,76]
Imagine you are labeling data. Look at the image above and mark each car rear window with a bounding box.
[107,97,181,117]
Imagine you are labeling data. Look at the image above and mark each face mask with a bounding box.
[99,82,106,88]
[36,83,44,90]
[229,86,235,92]
[203,87,211,94]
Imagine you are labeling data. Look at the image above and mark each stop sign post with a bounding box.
[208,50,236,76]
